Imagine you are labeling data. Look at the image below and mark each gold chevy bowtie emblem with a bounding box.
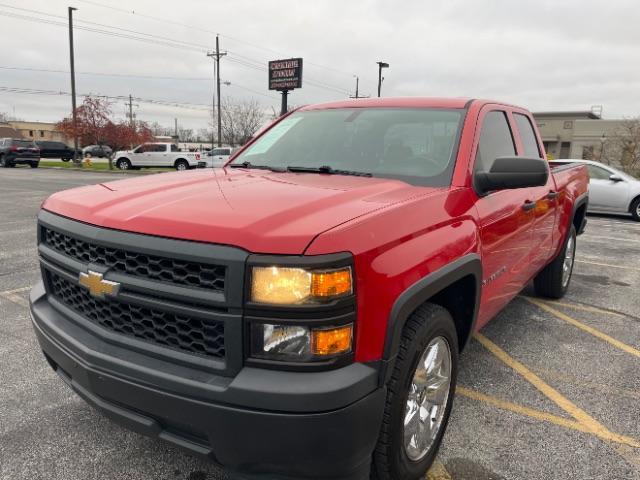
[78,270,120,298]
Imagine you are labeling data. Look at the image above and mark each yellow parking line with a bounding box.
[524,298,624,318]
[0,293,29,307]
[575,259,640,271]
[581,235,640,244]
[525,298,640,359]
[426,460,452,480]
[474,333,640,448]
[457,386,589,433]
[0,286,31,295]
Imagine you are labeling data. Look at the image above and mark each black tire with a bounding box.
[372,303,458,480]
[630,197,640,222]
[534,225,577,299]
[115,158,132,170]
[61,158,71,162]
[30,162,39,168]
[175,159,189,171]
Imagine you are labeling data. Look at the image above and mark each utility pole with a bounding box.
[376,61,389,97]
[124,95,138,129]
[174,118,178,138]
[68,6,78,164]
[207,35,227,148]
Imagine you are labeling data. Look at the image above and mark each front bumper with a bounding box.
[30,282,384,479]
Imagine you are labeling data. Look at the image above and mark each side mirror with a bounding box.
[609,174,623,182]
[476,156,549,194]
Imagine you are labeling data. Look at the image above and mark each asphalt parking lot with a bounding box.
[0,167,638,480]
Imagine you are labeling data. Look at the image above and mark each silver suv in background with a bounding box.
[551,159,640,221]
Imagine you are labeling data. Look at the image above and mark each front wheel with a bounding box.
[115,158,132,170]
[534,225,577,298]
[30,162,39,168]
[372,303,458,480]
[61,158,71,162]
[175,159,189,171]
[630,197,640,222]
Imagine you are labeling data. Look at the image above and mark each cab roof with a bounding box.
[299,97,520,111]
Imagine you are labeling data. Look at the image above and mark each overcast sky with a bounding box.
[1,0,639,130]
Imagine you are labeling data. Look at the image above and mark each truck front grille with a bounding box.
[48,271,226,359]
[43,228,226,292]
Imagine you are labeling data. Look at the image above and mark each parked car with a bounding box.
[0,138,40,168]
[82,145,112,158]
[31,98,588,480]
[36,141,80,161]
[113,142,201,170]
[551,159,640,221]
[202,147,234,167]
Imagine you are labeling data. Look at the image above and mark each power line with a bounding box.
[0,4,352,96]
[0,85,213,112]
[75,0,355,78]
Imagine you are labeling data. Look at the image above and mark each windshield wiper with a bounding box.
[229,161,286,172]
[286,165,372,177]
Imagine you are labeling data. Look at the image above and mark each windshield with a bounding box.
[231,108,464,186]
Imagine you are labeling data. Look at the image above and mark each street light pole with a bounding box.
[376,61,389,98]
[68,6,79,164]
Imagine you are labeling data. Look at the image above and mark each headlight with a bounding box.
[251,323,353,362]
[250,266,352,305]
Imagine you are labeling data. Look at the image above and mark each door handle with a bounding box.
[522,200,536,211]
[547,190,559,200]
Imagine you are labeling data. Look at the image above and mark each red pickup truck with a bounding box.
[30,98,588,480]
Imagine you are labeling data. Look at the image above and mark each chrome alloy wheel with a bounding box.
[562,233,575,288]
[403,336,452,461]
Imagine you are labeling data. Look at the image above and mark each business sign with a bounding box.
[268,58,303,91]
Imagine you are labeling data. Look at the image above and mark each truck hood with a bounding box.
[42,168,438,254]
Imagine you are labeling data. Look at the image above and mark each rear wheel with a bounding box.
[115,158,131,170]
[534,225,576,298]
[61,158,70,162]
[372,303,458,480]
[175,159,189,171]
[630,197,640,222]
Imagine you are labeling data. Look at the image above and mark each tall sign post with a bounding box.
[268,58,303,116]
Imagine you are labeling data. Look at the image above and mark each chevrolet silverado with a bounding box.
[30,98,588,480]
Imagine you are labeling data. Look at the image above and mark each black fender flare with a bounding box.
[379,253,482,384]
[572,192,589,235]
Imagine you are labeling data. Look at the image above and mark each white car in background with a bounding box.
[551,159,640,221]
[113,143,201,171]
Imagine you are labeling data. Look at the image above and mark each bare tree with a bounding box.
[602,118,640,176]
[178,128,194,142]
[220,98,265,146]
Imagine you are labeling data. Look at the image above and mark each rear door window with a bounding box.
[475,111,516,173]
[514,113,541,158]
[13,140,36,148]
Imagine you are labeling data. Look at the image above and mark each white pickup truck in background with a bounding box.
[114,143,201,171]
[202,147,234,167]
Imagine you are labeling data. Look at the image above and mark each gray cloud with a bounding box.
[1,0,639,128]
